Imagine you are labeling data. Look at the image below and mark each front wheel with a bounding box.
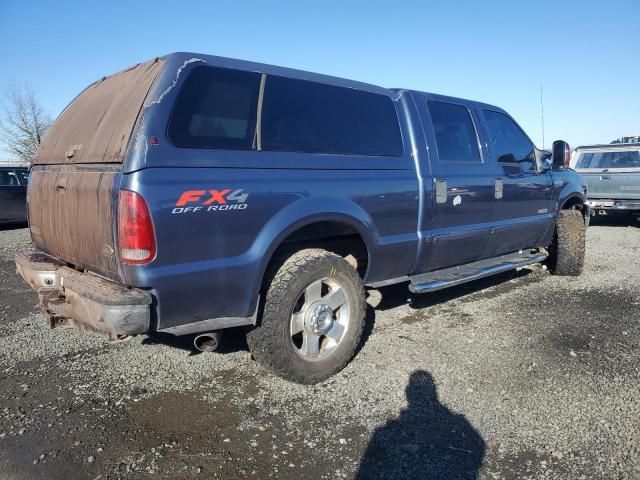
[246,248,366,384]
[547,209,586,276]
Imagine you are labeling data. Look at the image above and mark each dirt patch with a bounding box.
[527,288,640,373]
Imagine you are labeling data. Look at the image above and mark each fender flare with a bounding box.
[556,192,590,228]
[558,192,587,211]
[246,197,377,304]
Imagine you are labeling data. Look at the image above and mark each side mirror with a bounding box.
[535,148,552,171]
[552,140,571,168]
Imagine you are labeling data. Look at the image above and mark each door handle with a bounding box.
[494,178,503,200]
[600,175,611,180]
[55,177,68,193]
[435,179,447,204]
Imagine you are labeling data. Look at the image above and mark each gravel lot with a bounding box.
[0,217,639,479]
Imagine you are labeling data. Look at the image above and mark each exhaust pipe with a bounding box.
[193,331,222,352]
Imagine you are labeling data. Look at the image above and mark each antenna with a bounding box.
[540,82,545,149]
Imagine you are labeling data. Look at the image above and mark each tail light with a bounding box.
[118,190,156,265]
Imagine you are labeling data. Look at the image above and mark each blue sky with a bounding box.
[1,0,638,158]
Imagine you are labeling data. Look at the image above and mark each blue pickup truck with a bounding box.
[16,53,587,383]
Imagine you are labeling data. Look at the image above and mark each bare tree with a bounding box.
[0,84,51,163]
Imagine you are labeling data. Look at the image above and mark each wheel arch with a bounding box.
[248,199,377,308]
[560,194,585,211]
[559,193,589,223]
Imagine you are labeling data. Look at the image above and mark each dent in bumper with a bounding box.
[15,251,151,336]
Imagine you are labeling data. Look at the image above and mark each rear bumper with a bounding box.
[15,251,151,336]
[587,199,640,211]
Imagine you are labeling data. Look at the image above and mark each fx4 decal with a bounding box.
[172,189,249,214]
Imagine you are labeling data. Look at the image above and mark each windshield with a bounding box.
[576,150,640,169]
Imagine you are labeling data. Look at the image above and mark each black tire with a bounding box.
[547,209,586,276]
[246,248,366,384]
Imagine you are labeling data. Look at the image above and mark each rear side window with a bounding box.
[428,101,481,163]
[261,76,403,156]
[168,66,261,149]
[483,110,535,170]
[576,150,640,169]
[0,171,20,186]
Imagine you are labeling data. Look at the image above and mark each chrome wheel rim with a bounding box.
[290,277,350,360]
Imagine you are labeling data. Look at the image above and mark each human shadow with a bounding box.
[356,370,485,480]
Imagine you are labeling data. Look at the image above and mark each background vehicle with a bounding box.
[611,135,640,144]
[15,53,587,383]
[0,164,29,225]
[573,143,640,217]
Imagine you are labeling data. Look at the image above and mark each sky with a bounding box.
[0,0,638,159]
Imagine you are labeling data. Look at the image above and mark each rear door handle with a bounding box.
[435,179,447,204]
[494,178,503,200]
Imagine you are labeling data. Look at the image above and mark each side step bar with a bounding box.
[409,250,547,294]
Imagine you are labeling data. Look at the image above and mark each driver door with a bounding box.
[477,108,553,257]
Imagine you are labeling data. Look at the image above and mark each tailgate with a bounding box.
[580,170,640,200]
[29,164,121,280]
[28,59,165,281]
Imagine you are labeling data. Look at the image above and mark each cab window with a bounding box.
[428,101,481,163]
[576,150,640,169]
[483,110,536,170]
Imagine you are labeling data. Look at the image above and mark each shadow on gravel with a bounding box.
[0,221,28,231]
[141,327,249,355]
[374,268,534,313]
[142,270,537,358]
[589,213,639,228]
[356,370,485,480]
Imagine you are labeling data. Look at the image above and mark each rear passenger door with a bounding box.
[478,109,553,257]
[416,97,494,272]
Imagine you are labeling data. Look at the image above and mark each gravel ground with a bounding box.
[0,216,639,479]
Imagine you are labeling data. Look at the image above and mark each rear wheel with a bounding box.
[547,209,586,276]
[246,248,366,384]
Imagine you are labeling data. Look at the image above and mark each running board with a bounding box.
[409,251,547,294]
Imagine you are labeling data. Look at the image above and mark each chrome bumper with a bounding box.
[15,251,151,336]
[587,199,640,211]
